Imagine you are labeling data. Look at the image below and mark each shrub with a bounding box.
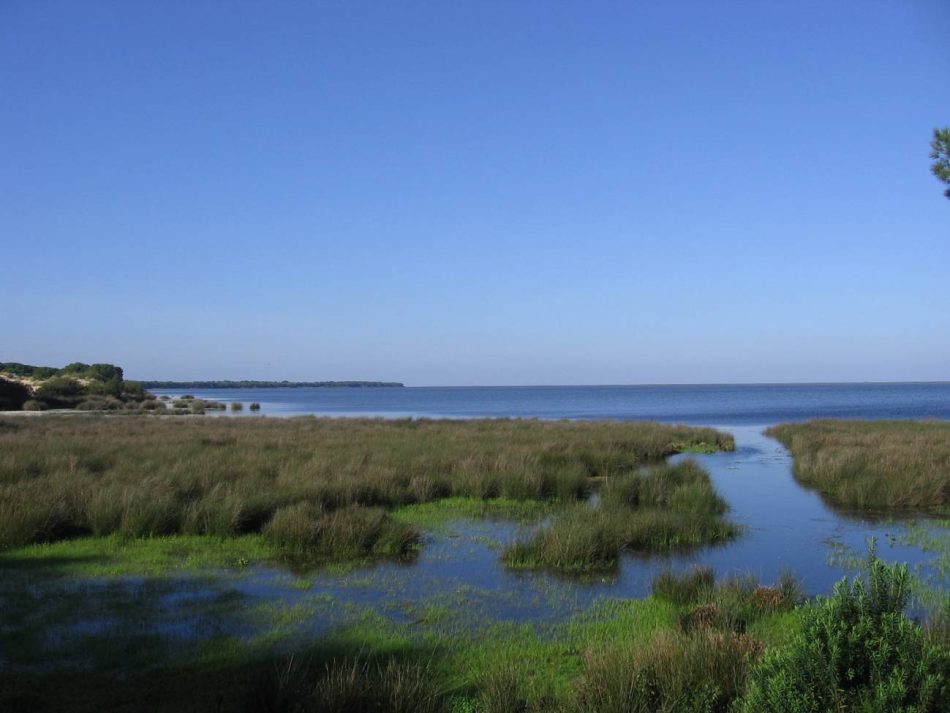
[232,402,244,411]
[740,543,950,712]
[250,402,261,411]
[0,378,31,411]
[33,377,86,408]
[21,400,45,412]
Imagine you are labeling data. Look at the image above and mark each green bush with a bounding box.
[740,543,950,712]
[33,377,86,408]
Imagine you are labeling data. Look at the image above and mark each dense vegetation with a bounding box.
[503,460,737,572]
[0,416,734,565]
[0,361,149,411]
[141,380,404,388]
[767,419,950,512]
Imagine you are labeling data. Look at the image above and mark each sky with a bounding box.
[1,1,949,385]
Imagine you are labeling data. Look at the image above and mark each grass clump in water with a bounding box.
[263,503,420,561]
[503,461,738,573]
[767,419,950,512]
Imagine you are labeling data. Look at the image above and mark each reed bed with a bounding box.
[503,461,738,572]
[0,416,733,559]
[767,419,950,512]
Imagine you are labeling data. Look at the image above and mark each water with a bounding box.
[152,382,950,423]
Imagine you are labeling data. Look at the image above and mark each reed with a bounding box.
[502,461,738,573]
[767,419,950,512]
[0,416,733,558]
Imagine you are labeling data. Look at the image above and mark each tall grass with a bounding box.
[767,419,950,512]
[246,653,445,713]
[0,416,733,559]
[573,629,755,713]
[503,461,738,573]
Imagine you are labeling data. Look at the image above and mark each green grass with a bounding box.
[0,533,276,576]
[391,496,554,528]
[0,416,734,563]
[502,461,739,573]
[767,419,950,512]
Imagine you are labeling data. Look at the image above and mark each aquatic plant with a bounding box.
[767,419,950,512]
[0,416,734,555]
[503,461,738,573]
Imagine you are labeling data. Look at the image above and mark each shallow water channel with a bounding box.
[6,426,950,667]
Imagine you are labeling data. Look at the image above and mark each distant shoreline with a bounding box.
[141,381,404,389]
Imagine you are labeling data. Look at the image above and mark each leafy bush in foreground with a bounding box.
[740,544,950,712]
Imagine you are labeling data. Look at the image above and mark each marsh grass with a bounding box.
[573,629,755,713]
[0,416,733,562]
[767,419,950,512]
[247,652,445,713]
[503,461,738,573]
[651,567,803,637]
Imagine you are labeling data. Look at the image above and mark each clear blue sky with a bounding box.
[2,1,948,385]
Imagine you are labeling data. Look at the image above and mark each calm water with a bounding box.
[152,382,950,424]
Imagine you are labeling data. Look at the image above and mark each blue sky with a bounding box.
[2,1,948,385]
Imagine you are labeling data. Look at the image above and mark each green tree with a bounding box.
[931,127,950,199]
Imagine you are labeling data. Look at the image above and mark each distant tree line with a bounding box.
[139,380,405,389]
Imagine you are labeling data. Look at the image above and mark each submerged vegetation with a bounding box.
[767,419,950,512]
[0,416,734,568]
